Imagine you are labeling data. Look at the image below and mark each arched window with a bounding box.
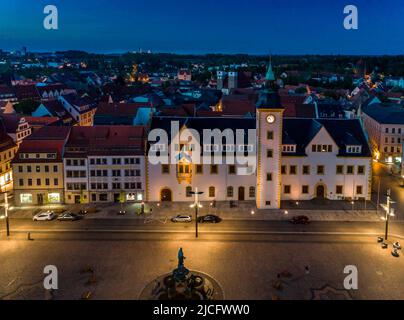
[227,186,233,197]
[209,186,215,197]
[186,186,192,198]
[249,186,255,198]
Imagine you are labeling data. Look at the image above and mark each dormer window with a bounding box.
[282,144,296,153]
[312,144,333,152]
[346,145,362,154]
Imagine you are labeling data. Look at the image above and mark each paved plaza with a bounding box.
[1,231,404,300]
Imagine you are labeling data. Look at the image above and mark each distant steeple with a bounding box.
[257,56,281,109]
[265,56,275,82]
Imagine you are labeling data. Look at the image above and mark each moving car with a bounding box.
[171,215,192,223]
[33,211,57,221]
[290,215,310,225]
[57,212,83,221]
[197,215,222,223]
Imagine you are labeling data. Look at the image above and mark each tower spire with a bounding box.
[265,55,275,82]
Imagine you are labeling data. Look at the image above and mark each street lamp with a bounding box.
[190,188,203,238]
[1,189,10,237]
[381,189,396,241]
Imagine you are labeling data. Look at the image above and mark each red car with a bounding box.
[290,215,310,225]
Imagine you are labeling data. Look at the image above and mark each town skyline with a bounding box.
[1,0,404,55]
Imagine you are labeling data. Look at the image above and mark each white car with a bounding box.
[33,211,57,221]
[171,215,192,223]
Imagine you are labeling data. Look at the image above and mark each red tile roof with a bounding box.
[96,102,150,116]
[65,126,146,156]
[0,128,16,153]
[25,116,59,126]
[14,84,40,100]
[13,140,66,163]
[27,126,71,140]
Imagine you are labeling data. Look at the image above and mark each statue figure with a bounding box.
[178,248,185,267]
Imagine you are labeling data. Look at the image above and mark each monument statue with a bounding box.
[139,247,223,300]
[178,248,185,267]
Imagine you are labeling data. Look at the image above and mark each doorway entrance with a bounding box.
[238,187,245,201]
[74,195,81,204]
[316,185,325,198]
[37,194,44,205]
[161,188,172,202]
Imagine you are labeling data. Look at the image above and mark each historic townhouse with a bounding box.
[362,103,404,163]
[0,128,17,192]
[0,114,32,146]
[12,127,70,206]
[59,94,97,126]
[63,126,146,204]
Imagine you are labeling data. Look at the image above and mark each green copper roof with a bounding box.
[265,58,275,81]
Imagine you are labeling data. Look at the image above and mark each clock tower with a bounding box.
[256,58,283,209]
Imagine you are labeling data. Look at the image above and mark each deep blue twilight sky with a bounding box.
[0,0,403,54]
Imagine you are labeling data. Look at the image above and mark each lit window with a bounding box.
[48,193,60,203]
[20,193,32,204]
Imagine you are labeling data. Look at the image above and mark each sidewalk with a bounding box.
[8,200,385,222]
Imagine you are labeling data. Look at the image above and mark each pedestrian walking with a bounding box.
[305,265,310,275]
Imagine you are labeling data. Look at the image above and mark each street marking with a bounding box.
[2,229,404,239]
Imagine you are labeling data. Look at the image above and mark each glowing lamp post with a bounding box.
[381,189,396,241]
[190,188,203,238]
[1,188,10,237]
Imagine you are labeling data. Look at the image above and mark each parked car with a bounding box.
[290,215,310,225]
[197,215,222,223]
[33,211,57,221]
[171,215,192,223]
[57,212,82,221]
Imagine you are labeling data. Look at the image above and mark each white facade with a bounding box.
[63,155,146,204]
[148,163,256,202]
[146,113,372,208]
[362,110,404,163]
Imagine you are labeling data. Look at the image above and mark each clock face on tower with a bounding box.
[266,114,275,123]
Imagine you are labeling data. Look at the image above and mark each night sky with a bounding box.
[0,0,403,54]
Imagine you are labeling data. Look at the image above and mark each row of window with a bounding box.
[162,164,239,175]
[153,144,254,153]
[88,158,141,165]
[385,127,402,134]
[0,150,15,162]
[86,182,142,191]
[282,184,364,195]
[18,165,59,173]
[66,169,142,178]
[91,169,141,177]
[280,165,366,175]
[383,146,401,154]
[184,186,256,198]
[19,153,56,159]
[20,192,60,204]
[19,178,59,187]
[384,137,402,144]
[312,144,333,153]
[16,128,31,141]
[0,162,11,173]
